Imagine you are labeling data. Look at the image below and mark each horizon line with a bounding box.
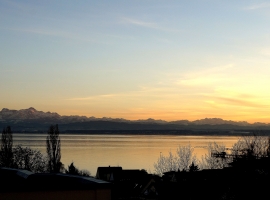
[1,107,270,125]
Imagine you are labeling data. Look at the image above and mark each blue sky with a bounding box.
[1,0,270,122]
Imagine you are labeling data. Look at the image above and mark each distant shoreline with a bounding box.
[12,129,270,136]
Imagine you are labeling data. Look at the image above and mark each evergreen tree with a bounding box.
[65,162,91,177]
[189,162,199,172]
[65,162,79,175]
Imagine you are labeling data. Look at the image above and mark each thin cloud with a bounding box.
[186,64,234,77]
[244,3,270,10]
[121,17,158,28]
[211,96,267,108]
[203,88,269,109]
[0,27,109,44]
[65,85,186,102]
[120,17,182,33]
[176,64,235,86]
[67,94,117,101]
[2,27,63,37]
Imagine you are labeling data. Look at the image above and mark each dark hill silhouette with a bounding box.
[1,107,270,134]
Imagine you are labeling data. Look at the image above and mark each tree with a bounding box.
[0,126,13,167]
[154,145,197,176]
[200,142,230,169]
[79,169,91,177]
[230,135,270,171]
[154,151,177,176]
[199,135,270,170]
[65,162,79,175]
[175,144,197,171]
[65,162,90,177]
[13,145,47,173]
[231,135,269,159]
[46,124,62,173]
[189,162,199,172]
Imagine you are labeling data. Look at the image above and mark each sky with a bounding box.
[1,0,270,122]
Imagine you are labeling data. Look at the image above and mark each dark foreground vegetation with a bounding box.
[1,125,270,199]
[98,134,270,200]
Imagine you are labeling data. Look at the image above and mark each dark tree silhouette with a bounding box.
[46,124,62,173]
[189,162,199,172]
[65,162,79,175]
[79,169,91,177]
[230,135,270,171]
[201,142,230,169]
[13,145,47,173]
[65,162,90,177]
[0,126,13,167]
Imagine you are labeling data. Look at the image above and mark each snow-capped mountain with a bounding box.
[0,107,270,133]
[0,107,268,126]
[191,118,250,126]
[0,107,60,121]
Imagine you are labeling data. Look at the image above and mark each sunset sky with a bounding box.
[1,0,270,122]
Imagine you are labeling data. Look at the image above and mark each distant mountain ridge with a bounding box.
[1,107,270,133]
[0,107,267,125]
[0,107,60,120]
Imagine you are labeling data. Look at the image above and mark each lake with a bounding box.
[13,134,240,175]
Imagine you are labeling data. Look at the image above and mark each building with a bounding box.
[0,167,111,200]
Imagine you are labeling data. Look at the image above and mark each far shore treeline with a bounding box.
[7,129,270,136]
[2,123,270,136]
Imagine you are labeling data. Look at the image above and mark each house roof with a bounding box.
[28,173,111,190]
[0,167,33,178]
[0,167,111,192]
[96,166,123,181]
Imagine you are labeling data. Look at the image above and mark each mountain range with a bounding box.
[0,107,270,134]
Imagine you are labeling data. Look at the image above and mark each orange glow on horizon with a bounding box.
[57,109,270,124]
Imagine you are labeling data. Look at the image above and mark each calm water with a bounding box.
[13,134,240,175]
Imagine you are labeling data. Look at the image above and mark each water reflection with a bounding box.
[13,134,240,175]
